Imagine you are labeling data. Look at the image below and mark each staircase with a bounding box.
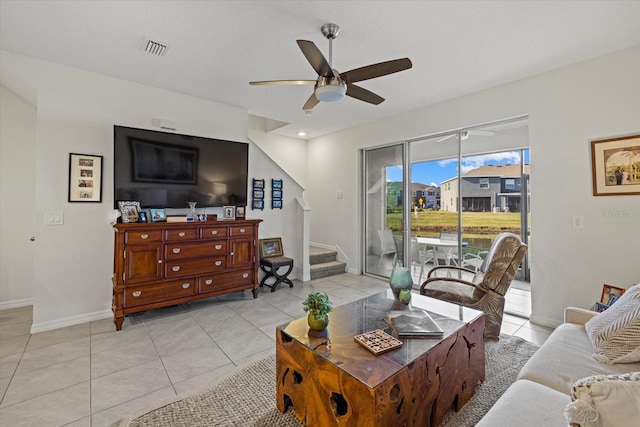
[310,246,346,280]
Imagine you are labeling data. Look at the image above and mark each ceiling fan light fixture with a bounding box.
[315,84,346,102]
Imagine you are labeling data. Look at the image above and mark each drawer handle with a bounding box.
[242,273,249,278]
[182,283,190,289]
[205,279,213,285]
[210,230,218,235]
[140,234,149,239]
[158,260,163,264]
[239,228,246,233]
[215,261,222,266]
[132,291,142,297]
[178,232,186,237]
[215,244,222,250]
[172,266,181,272]
[172,248,181,254]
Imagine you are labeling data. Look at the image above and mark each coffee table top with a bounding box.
[278,290,484,388]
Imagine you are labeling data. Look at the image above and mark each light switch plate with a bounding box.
[571,216,584,229]
[45,211,64,226]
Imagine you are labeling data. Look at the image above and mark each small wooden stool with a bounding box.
[259,256,294,292]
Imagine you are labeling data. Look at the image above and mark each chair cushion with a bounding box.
[585,284,640,364]
[565,372,640,427]
[421,279,481,306]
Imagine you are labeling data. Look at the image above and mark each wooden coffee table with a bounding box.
[276,290,485,427]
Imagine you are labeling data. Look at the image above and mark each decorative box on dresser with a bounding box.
[112,219,262,330]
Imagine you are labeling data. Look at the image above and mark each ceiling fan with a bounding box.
[250,23,412,110]
[437,130,496,142]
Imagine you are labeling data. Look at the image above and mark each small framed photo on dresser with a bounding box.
[118,201,141,223]
[235,205,246,219]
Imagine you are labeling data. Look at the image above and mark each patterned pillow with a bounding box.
[584,284,640,364]
[565,372,640,427]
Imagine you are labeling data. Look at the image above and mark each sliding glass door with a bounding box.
[363,144,406,277]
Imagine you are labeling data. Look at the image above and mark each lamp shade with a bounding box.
[315,84,346,102]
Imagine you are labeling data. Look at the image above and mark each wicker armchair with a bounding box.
[419,232,528,340]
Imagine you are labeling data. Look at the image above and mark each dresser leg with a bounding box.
[252,288,259,298]
[114,316,124,331]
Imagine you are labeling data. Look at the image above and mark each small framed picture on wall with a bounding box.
[68,153,103,202]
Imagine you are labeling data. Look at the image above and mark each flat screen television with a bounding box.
[114,126,248,209]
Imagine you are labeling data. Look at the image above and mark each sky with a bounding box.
[387,150,530,186]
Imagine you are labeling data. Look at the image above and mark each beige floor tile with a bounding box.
[171,362,235,396]
[61,416,91,427]
[0,307,32,326]
[91,359,171,413]
[91,339,160,379]
[17,336,90,374]
[0,335,29,359]
[90,323,150,354]
[514,325,550,346]
[1,355,89,408]
[0,353,21,381]
[91,386,176,427]
[0,320,31,340]
[215,329,274,362]
[0,381,89,427]
[160,342,231,384]
[26,323,90,351]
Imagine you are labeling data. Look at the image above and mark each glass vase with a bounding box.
[389,266,413,300]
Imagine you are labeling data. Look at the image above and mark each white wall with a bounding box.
[0,51,303,332]
[306,45,640,326]
[0,86,36,308]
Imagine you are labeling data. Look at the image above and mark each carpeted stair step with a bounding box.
[310,260,347,280]
[309,246,338,265]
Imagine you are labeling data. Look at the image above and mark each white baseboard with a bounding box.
[0,298,34,310]
[30,309,113,334]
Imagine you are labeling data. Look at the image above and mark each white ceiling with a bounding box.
[2,1,640,139]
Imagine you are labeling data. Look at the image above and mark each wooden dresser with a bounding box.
[112,219,262,330]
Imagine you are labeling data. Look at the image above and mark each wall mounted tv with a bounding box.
[114,126,248,209]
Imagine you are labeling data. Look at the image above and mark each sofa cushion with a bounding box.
[517,323,640,394]
[565,372,640,427]
[585,284,640,364]
[477,379,570,427]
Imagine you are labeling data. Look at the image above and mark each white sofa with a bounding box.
[478,306,640,426]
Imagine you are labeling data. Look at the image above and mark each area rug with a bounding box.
[118,334,539,427]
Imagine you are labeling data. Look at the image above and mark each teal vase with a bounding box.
[389,267,414,300]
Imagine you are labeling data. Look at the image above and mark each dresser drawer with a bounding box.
[165,228,198,241]
[165,241,227,260]
[165,256,226,278]
[124,279,196,308]
[199,269,253,294]
[125,230,163,244]
[230,225,254,237]
[200,226,228,239]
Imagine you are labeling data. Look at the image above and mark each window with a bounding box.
[479,178,489,189]
[505,179,515,190]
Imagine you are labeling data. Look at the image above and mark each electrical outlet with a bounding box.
[45,211,64,226]
[571,216,584,229]
[337,190,343,199]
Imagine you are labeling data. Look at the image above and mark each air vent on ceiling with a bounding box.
[143,38,169,57]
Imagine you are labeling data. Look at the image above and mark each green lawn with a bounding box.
[386,210,525,238]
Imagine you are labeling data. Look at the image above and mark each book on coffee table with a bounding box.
[386,309,444,338]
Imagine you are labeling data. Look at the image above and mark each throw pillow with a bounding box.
[584,284,640,364]
[565,372,640,427]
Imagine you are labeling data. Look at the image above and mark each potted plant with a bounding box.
[302,292,333,331]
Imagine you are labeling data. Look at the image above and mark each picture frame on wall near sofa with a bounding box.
[591,133,640,196]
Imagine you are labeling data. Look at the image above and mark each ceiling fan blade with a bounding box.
[249,80,316,86]
[346,84,384,105]
[296,40,335,78]
[340,58,412,83]
[302,93,320,110]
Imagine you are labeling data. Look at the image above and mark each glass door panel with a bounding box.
[363,144,405,278]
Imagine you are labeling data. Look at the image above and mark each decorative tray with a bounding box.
[354,329,403,355]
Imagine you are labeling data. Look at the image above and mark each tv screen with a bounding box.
[114,126,248,209]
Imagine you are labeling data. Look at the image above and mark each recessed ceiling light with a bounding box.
[298,130,307,137]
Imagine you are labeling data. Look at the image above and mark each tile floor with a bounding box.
[0,273,553,427]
